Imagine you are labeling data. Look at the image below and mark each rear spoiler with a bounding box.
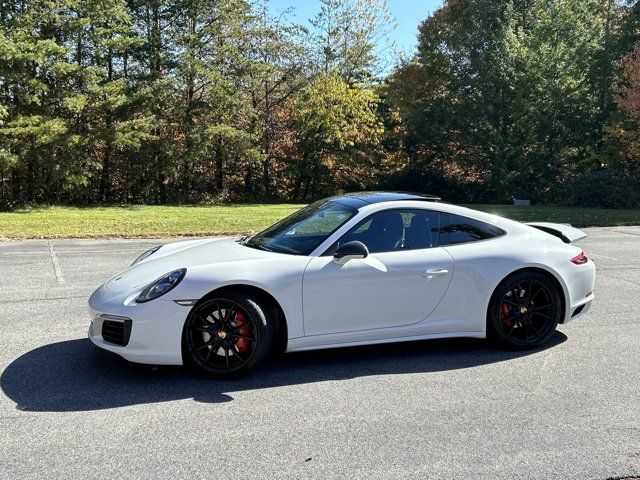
[525,222,587,243]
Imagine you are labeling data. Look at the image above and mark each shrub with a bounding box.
[559,170,640,209]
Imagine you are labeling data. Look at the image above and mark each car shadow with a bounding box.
[1,332,567,412]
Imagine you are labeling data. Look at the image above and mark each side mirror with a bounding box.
[333,241,369,265]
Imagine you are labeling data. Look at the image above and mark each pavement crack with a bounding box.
[532,350,556,394]
[611,229,640,237]
[47,240,65,285]
[601,476,640,480]
[0,295,86,304]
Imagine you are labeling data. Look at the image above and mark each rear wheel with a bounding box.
[488,271,563,348]
[182,292,274,378]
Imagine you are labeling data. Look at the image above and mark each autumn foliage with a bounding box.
[1,0,639,208]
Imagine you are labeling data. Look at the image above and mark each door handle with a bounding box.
[422,268,449,278]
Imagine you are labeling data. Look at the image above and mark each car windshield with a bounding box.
[243,200,357,255]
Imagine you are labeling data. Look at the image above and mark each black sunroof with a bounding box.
[328,191,441,208]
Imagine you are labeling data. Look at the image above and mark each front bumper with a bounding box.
[88,285,190,365]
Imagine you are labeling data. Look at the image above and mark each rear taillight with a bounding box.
[570,252,588,264]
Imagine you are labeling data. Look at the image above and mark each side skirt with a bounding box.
[286,331,485,353]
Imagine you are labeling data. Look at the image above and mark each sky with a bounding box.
[267,0,444,57]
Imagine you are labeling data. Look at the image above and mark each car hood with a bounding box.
[104,237,277,293]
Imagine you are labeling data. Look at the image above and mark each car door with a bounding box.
[302,208,454,336]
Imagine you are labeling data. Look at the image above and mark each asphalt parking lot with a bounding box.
[0,227,639,479]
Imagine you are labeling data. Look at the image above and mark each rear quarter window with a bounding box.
[438,213,505,246]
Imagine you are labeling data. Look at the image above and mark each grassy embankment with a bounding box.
[1,204,639,239]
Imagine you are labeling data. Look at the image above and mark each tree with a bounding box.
[596,44,640,208]
[384,0,627,203]
[1,0,90,202]
[168,0,253,199]
[616,45,640,119]
[6,0,632,208]
[309,0,395,82]
[242,1,307,197]
[76,0,151,202]
[288,73,383,200]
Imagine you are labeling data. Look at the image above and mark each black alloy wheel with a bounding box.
[182,292,273,378]
[488,271,562,348]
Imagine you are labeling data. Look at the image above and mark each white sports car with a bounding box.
[88,192,596,377]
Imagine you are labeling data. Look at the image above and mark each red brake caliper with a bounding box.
[234,311,250,354]
[500,302,511,327]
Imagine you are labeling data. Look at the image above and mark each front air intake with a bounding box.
[101,317,132,346]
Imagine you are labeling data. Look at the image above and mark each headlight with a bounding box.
[135,269,186,303]
[131,246,161,266]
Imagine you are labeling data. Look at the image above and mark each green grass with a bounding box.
[0,203,639,239]
[466,204,640,227]
[0,204,303,239]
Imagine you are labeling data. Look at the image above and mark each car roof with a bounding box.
[352,198,521,234]
[328,191,441,209]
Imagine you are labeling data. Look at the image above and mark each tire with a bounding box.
[487,271,563,349]
[182,292,274,378]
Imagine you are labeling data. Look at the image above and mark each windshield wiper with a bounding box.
[247,241,296,254]
[242,241,276,252]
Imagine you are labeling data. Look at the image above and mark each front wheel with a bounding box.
[488,272,563,349]
[182,292,274,378]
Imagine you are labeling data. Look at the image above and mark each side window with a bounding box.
[326,209,441,255]
[401,210,441,250]
[438,214,505,246]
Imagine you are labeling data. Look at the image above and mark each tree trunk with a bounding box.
[26,145,34,203]
[301,175,310,201]
[215,137,224,192]
[151,4,162,76]
[291,152,309,201]
[262,80,272,197]
[182,12,196,197]
[291,174,302,201]
[309,159,319,200]
[100,52,114,203]
[262,158,270,197]
[245,161,253,194]
[100,146,111,202]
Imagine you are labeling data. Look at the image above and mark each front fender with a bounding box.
[165,257,311,339]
